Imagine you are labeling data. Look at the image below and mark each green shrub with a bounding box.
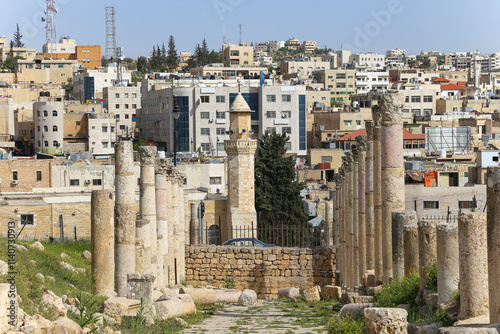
[327,316,366,334]
[425,261,438,292]
[374,273,420,308]
[452,288,460,308]
[224,269,236,289]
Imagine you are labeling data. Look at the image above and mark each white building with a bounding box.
[73,64,131,103]
[43,37,77,54]
[103,85,141,137]
[34,97,64,154]
[355,69,389,94]
[350,52,386,69]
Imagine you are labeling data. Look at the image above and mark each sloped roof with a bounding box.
[334,128,425,141]
[432,77,450,83]
[440,83,467,90]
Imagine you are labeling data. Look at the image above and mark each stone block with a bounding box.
[438,324,500,333]
[103,297,141,324]
[338,303,374,319]
[238,289,257,306]
[364,307,408,334]
[181,302,197,315]
[153,300,184,320]
[127,273,155,307]
[408,321,443,334]
[51,317,83,334]
[301,286,321,302]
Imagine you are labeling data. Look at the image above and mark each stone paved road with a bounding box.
[183,301,328,334]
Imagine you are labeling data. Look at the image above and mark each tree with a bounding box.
[13,24,24,48]
[166,35,179,71]
[255,132,308,227]
[137,56,148,73]
[208,49,221,64]
[2,56,23,71]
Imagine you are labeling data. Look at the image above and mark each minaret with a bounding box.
[225,93,258,236]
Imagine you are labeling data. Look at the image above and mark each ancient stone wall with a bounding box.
[185,245,336,299]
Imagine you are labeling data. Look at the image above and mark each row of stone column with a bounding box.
[91,140,187,297]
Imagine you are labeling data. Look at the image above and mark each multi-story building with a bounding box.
[222,44,254,67]
[73,64,131,103]
[102,85,141,137]
[285,38,300,50]
[315,69,356,104]
[0,46,37,63]
[268,40,285,52]
[190,65,267,78]
[386,49,406,68]
[355,69,389,94]
[301,40,317,53]
[14,57,78,85]
[178,51,191,63]
[139,83,307,156]
[350,52,386,69]
[254,42,268,53]
[400,85,441,116]
[34,97,64,155]
[280,59,330,78]
[75,45,102,69]
[336,50,352,69]
[43,37,77,54]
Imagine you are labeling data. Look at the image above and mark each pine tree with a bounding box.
[13,24,24,48]
[208,49,221,64]
[160,43,167,70]
[166,35,178,71]
[255,132,307,227]
[200,38,209,65]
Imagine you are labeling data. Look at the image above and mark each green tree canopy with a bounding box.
[13,24,24,48]
[255,132,307,226]
[166,35,179,71]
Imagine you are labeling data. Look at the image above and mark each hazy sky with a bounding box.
[1,0,499,59]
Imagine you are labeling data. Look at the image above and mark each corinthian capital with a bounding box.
[376,91,404,123]
[138,146,157,165]
[356,135,367,151]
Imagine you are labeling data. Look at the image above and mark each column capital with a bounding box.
[155,158,169,175]
[352,145,359,160]
[356,135,367,151]
[365,121,374,140]
[343,152,354,171]
[138,146,157,165]
[373,91,404,124]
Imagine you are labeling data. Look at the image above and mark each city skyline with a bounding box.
[1,0,499,59]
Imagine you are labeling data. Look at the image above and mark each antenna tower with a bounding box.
[239,24,242,45]
[43,0,57,57]
[105,7,116,60]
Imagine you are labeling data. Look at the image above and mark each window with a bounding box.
[115,93,120,98]
[102,126,108,132]
[336,74,346,79]
[210,177,222,185]
[200,96,210,103]
[423,201,439,209]
[76,121,80,126]
[53,140,59,147]
[43,126,48,132]
[200,112,210,119]
[267,127,276,134]
[44,141,48,147]
[285,142,292,151]
[111,126,115,133]
[423,109,433,115]
[93,179,102,186]
[411,96,421,103]
[102,142,108,148]
[37,126,40,132]
[344,120,352,127]
[37,111,40,117]
[281,111,291,119]
[216,95,225,103]
[53,125,58,132]
[61,73,66,77]
[36,171,42,182]
[115,104,120,109]
[216,111,225,119]
[356,120,361,126]
[52,110,58,116]
[282,94,291,102]
[216,128,226,135]
[132,104,137,109]
[12,171,18,181]
[282,127,291,135]
[423,95,433,103]
[412,109,421,115]
[459,201,474,209]
[321,156,333,163]
[43,110,48,117]
[132,93,137,98]
[125,114,129,119]
[266,111,276,119]
[70,179,80,186]
[201,128,210,135]
[217,142,225,151]
[120,125,125,130]
[336,83,346,88]
[208,225,220,245]
[92,126,95,130]
[125,104,129,109]
[493,156,499,162]
[20,214,34,225]
[266,95,276,102]
[405,96,409,103]
[201,143,210,152]
[124,93,129,98]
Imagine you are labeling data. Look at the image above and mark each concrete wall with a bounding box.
[185,245,336,299]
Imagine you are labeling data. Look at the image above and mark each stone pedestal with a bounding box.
[357,135,367,280]
[418,220,438,291]
[403,225,419,276]
[155,159,169,287]
[127,273,156,309]
[373,92,405,284]
[436,223,459,305]
[91,190,115,297]
[115,140,136,297]
[135,219,149,274]
[458,213,489,320]
[487,167,500,323]
[392,211,417,279]
[138,146,157,275]
[372,114,383,284]
[365,121,375,272]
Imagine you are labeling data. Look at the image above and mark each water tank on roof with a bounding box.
[439,150,447,158]
[352,101,359,108]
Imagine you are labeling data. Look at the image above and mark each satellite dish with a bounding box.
[241,129,246,133]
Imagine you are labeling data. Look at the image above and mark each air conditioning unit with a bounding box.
[85,179,91,184]
[12,180,18,185]
[209,119,214,123]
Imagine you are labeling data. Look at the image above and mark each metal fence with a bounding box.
[421,215,459,224]
[193,224,325,248]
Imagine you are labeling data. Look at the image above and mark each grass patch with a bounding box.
[374,273,420,308]
[0,238,92,319]
[327,316,366,334]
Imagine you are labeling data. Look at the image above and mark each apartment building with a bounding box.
[222,44,254,67]
[280,59,330,78]
[400,85,441,116]
[301,40,317,53]
[336,50,352,69]
[43,37,77,54]
[268,40,285,52]
[285,38,300,50]
[355,69,389,94]
[75,46,102,69]
[14,57,78,85]
[254,42,269,53]
[73,64,132,103]
[103,85,141,137]
[139,83,307,156]
[315,69,356,104]
[190,65,267,78]
[350,52,386,69]
[33,97,64,155]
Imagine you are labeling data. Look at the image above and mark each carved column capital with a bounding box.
[377,91,405,123]
[356,135,367,151]
[365,120,374,141]
[138,146,157,165]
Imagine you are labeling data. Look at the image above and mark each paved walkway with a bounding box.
[183,301,328,334]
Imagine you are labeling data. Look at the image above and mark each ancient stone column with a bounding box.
[356,135,367,280]
[344,153,354,290]
[339,168,347,288]
[91,189,114,297]
[334,171,344,286]
[325,200,334,247]
[372,109,383,284]
[365,121,375,272]
[155,159,169,287]
[176,173,186,282]
[351,147,360,288]
[138,146,157,275]
[135,219,148,274]
[115,140,136,297]
[392,211,417,279]
[418,220,437,291]
[458,213,489,319]
[190,203,200,245]
[373,92,405,284]
[488,167,500,323]
[436,223,459,305]
[403,225,419,276]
